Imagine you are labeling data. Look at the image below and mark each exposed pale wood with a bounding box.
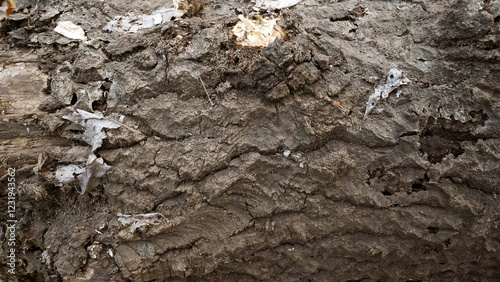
[0,61,70,169]
[0,62,47,117]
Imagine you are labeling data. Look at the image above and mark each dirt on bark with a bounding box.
[1,0,500,281]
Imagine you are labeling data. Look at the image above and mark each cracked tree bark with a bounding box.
[1,0,500,281]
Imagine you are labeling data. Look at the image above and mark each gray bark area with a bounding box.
[1,0,500,280]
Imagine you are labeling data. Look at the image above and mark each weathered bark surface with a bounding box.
[1,0,500,281]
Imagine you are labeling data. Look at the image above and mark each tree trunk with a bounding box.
[1,0,500,281]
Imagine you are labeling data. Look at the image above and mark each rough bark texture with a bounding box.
[1,0,500,281]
